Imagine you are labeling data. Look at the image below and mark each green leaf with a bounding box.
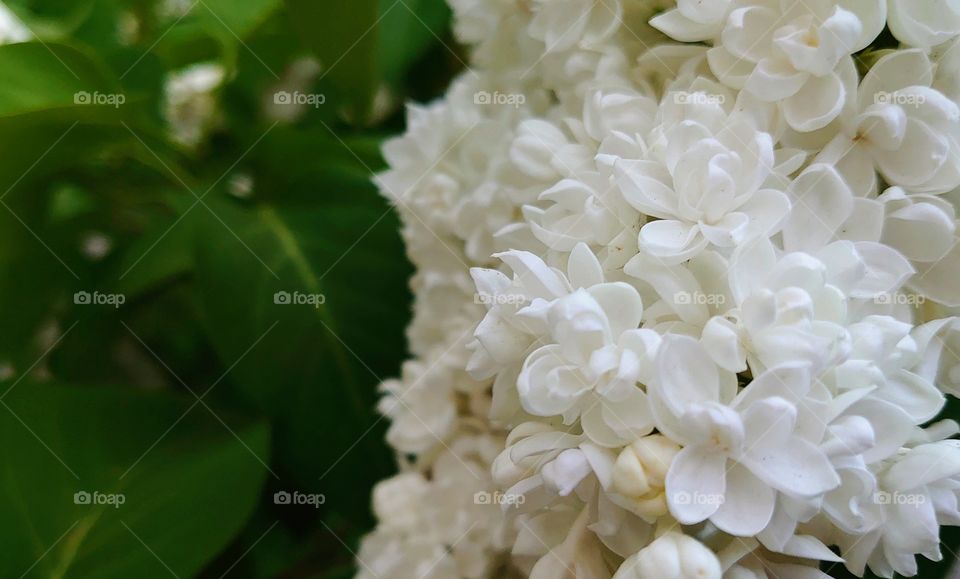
[196,0,281,41]
[0,42,125,120]
[0,42,151,369]
[283,0,380,122]
[152,0,281,72]
[192,188,409,524]
[115,207,197,300]
[378,0,451,85]
[0,381,270,578]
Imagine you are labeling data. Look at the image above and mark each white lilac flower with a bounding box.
[652,337,840,536]
[614,88,790,263]
[362,1,960,577]
[695,0,884,132]
[819,49,960,197]
[163,63,225,147]
[837,440,960,577]
[472,244,658,445]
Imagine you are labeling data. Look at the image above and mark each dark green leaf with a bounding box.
[192,188,409,524]
[283,0,380,122]
[378,0,451,85]
[0,380,271,578]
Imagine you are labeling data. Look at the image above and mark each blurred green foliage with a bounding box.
[0,0,457,576]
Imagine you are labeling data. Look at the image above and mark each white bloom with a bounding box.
[615,95,789,263]
[839,440,960,577]
[820,49,960,196]
[652,337,840,536]
[164,63,225,147]
[704,0,882,132]
[363,0,960,576]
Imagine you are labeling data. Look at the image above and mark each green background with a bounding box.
[0,0,456,576]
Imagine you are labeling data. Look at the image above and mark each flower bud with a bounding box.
[612,434,681,518]
[542,449,591,496]
[613,532,722,579]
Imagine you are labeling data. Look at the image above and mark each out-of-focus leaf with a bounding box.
[0,380,270,578]
[283,0,380,122]
[153,0,281,71]
[115,205,197,300]
[0,42,153,369]
[378,0,451,86]
[192,186,409,524]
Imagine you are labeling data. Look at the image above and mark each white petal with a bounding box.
[615,159,679,219]
[743,434,840,498]
[782,164,854,252]
[847,398,915,463]
[650,8,721,42]
[849,241,915,298]
[495,250,569,298]
[740,188,791,238]
[871,119,950,188]
[699,212,750,247]
[877,369,945,423]
[745,58,809,101]
[816,134,877,197]
[910,239,960,306]
[624,253,710,326]
[889,0,960,47]
[707,46,754,89]
[567,242,605,289]
[701,316,747,373]
[783,71,846,132]
[710,463,775,536]
[638,220,707,261]
[862,51,934,111]
[470,267,512,304]
[666,446,727,524]
[884,201,956,262]
[722,6,778,62]
[588,282,643,337]
[655,335,721,416]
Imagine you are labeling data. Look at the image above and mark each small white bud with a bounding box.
[613,532,722,579]
[612,435,680,518]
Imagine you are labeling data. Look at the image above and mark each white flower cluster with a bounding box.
[361,1,960,578]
